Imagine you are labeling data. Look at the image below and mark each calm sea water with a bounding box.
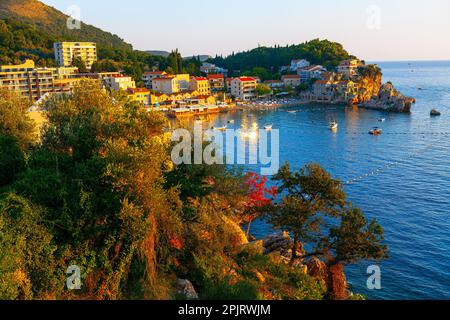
[182,61,450,300]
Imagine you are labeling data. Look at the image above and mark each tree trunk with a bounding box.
[327,262,348,300]
[246,222,252,238]
[290,232,300,264]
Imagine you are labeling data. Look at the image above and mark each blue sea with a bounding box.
[186,61,450,300]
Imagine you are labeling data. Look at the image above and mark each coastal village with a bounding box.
[0,41,414,119]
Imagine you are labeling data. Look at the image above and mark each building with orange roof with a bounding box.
[127,87,150,106]
[207,74,225,92]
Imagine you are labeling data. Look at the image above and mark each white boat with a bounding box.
[228,120,235,124]
[264,124,273,131]
[378,118,386,122]
[329,121,338,130]
[287,110,297,114]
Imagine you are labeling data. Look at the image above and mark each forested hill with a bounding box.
[209,39,357,75]
[0,0,132,65]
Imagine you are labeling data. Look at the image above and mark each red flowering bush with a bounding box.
[242,172,277,236]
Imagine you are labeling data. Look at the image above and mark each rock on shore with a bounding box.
[360,82,416,113]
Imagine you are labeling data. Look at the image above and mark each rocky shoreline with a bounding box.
[358,82,416,113]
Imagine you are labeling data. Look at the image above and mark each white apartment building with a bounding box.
[152,74,190,94]
[54,42,98,70]
[142,71,167,90]
[103,75,136,91]
[230,77,257,101]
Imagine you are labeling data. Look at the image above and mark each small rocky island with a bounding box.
[300,60,416,113]
[360,82,416,113]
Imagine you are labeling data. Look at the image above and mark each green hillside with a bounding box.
[0,0,133,65]
[210,39,357,77]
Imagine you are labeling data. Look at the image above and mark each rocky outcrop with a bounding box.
[306,257,328,283]
[262,231,292,254]
[177,279,199,300]
[360,82,416,113]
[262,231,306,262]
[355,73,382,103]
[240,240,264,256]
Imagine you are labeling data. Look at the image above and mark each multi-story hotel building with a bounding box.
[54,42,98,70]
[230,77,257,101]
[0,60,81,102]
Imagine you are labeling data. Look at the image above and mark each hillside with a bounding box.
[210,39,357,76]
[146,50,171,58]
[0,0,132,53]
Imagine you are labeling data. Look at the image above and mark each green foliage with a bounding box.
[0,193,57,300]
[254,84,273,96]
[326,208,388,264]
[269,163,387,265]
[243,67,274,81]
[91,59,120,73]
[358,64,382,79]
[71,56,88,73]
[210,39,355,75]
[0,135,26,189]
[201,278,259,300]
[0,90,35,151]
[166,49,184,74]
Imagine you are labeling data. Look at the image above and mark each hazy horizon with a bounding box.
[41,0,450,61]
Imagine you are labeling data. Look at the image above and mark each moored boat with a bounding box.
[329,121,338,130]
[369,127,383,135]
[264,124,273,131]
[430,109,441,116]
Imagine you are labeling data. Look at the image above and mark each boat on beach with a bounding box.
[213,126,227,131]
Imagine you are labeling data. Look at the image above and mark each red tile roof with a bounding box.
[192,77,208,81]
[207,74,225,79]
[127,88,150,94]
[282,75,300,79]
[237,77,256,82]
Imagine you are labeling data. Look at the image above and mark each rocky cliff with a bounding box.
[355,73,383,104]
[360,82,416,113]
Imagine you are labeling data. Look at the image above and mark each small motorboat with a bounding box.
[369,127,383,135]
[213,126,227,131]
[264,124,273,131]
[430,109,441,116]
[329,121,338,130]
[378,118,386,122]
[228,120,235,124]
[287,110,297,114]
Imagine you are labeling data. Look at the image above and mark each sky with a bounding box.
[41,0,450,61]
